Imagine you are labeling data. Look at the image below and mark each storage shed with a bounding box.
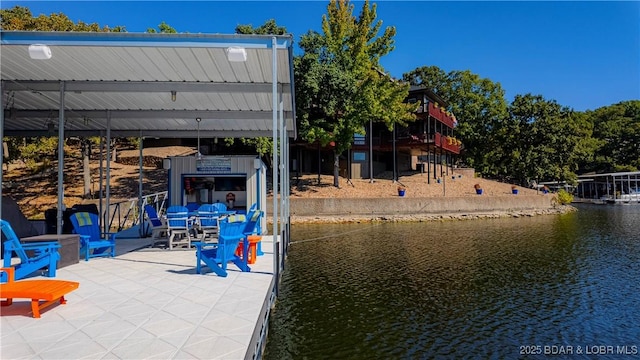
[166,155,267,233]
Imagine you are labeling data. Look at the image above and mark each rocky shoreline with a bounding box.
[273,205,577,224]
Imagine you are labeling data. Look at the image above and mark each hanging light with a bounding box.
[196,118,202,159]
[171,90,177,102]
[45,111,56,133]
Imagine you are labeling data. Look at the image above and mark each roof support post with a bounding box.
[56,82,66,235]
[105,111,111,236]
[138,130,144,238]
[284,97,291,258]
[98,132,104,230]
[392,122,396,183]
[279,91,288,267]
[369,118,373,183]
[271,36,280,295]
[0,80,4,221]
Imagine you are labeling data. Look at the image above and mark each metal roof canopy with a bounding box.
[0,32,294,278]
[0,31,296,138]
[577,171,640,179]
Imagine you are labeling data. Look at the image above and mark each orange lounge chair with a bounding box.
[0,267,79,318]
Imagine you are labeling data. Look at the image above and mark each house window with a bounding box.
[353,152,366,161]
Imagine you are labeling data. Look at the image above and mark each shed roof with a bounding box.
[1,31,296,138]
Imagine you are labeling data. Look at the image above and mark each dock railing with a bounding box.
[104,191,168,234]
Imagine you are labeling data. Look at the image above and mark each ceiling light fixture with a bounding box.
[226,46,247,62]
[28,44,52,60]
[44,111,56,133]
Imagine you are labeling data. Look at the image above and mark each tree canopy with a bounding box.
[296,0,417,186]
[146,21,176,34]
[235,19,287,35]
[403,65,639,184]
[1,5,125,32]
[584,100,640,173]
[2,3,638,188]
[504,94,593,185]
[403,66,509,175]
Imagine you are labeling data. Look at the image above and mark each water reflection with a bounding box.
[265,205,640,359]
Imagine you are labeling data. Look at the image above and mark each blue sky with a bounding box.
[2,1,639,112]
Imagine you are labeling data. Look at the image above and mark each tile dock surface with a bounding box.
[1,236,276,359]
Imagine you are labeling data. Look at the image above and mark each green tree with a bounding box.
[146,21,176,34]
[403,62,601,185]
[402,65,450,98]
[585,100,640,172]
[403,66,509,176]
[297,0,417,187]
[17,137,59,172]
[1,5,125,31]
[506,94,591,185]
[235,19,287,35]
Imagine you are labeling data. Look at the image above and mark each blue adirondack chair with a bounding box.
[166,205,193,249]
[1,219,60,281]
[239,208,264,260]
[69,212,116,261]
[195,216,251,277]
[211,203,228,213]
[195,204,219,242]
[144,205,167,244]
[246,203,264,255]
[248,208,263,229]
[186,202,200,212]
[233,203,264,254]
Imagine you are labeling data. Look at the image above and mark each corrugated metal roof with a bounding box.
[1,31,296,138]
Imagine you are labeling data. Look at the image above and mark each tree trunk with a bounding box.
[333,150,340,188]
[111,139,117,162]
[82,140,91,199]
[317,143,321,185]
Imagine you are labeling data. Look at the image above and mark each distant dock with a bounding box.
[575,171,640,205]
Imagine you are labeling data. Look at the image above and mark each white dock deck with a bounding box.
[1,235,276,359]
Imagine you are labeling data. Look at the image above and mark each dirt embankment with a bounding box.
[288,173,538,199]
[4,146,562,221]
[2,146,192,219]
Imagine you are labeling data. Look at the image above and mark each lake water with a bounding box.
[263,204,640,359]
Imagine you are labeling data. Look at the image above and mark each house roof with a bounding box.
[1,31,296,138]
[408,85,449,108]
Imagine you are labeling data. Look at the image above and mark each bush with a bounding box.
[556,189,574,205]
[19,137,59,173]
